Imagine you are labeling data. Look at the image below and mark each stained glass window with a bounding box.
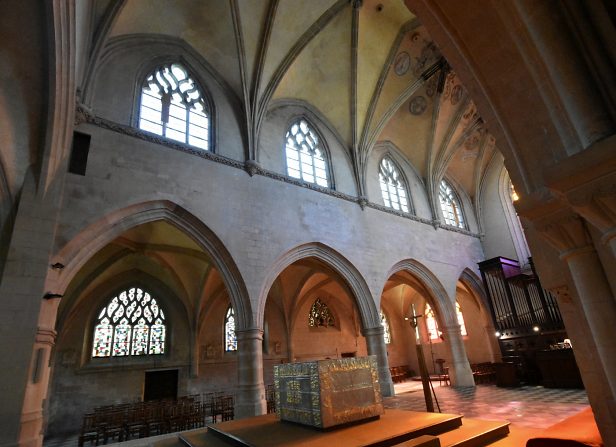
[380,309,391,344]
[139,63,210,150]
[438,180,465,228]
[379,157,409,212]
[224,306,237,352]
[456,302,467,336]
[92,287,166,358]
[308,298,335,328]
[425,304,441,341]
[285,119,329,187]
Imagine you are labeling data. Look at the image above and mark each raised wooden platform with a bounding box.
[200,410,462,447]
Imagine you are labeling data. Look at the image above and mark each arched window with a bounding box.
[92,287,166,358]
[285,119,329,187]
[456,302,467,336]
[138,63,210,150]
[379,156,409,212]
[224,306,237,352]
[308,298,335,328]
[380,309,391,344]
[424,304,440,341]
[439,180,465,228]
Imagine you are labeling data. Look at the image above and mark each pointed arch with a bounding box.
[382,258,456,327]
[53,200,252,329]
[257,243,378,330]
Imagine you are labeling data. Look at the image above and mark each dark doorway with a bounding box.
[144,369,178,401]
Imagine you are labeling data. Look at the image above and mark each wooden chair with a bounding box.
[78,413,100,447]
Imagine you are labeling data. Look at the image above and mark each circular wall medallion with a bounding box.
[409,96,427,115]
[450,85,463,105]
[394,52,410,76]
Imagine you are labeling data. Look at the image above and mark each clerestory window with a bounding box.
[438,180,465,228]
[138,63,210,150]
[92,287,166,358]
[379,156,409,212]
[285,119,329,187]
[224,306,237,352]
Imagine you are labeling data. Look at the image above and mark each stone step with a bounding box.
[437,419,510,447]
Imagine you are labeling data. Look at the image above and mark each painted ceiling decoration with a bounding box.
[81,0,499,208]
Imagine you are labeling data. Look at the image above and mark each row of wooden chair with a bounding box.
[471,362,497,384]
[78,394,234,446]
[390,365,413,383]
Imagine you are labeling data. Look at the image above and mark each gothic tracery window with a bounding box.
[379,156,409,212]
[380,309,391,344]
[285,119,329,187]
[138,63,210,150]
[308,298,335,328]
[92,287,166,358]
[438,180,465,228]
[224,306,237,352]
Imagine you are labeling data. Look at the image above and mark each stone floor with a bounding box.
[388,380,590,429]
[45,382,590,446]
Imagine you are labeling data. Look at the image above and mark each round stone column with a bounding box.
[441,324,475,387]
[234,328,266,418]
[562,247,616,396]
[362,326,395,397]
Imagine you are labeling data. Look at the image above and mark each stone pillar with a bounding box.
[0,173,63,447]
[535,211,616,445]
[234,328,266,418]
[362,326,395,397]
[441,325,475,387]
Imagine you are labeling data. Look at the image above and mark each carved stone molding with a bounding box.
[79,111,482,238]
[35,327,57,346]
[244,160,260,177]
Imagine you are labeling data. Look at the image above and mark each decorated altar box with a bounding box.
[273,356,384,429]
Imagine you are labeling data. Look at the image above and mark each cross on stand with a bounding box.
[405,304,441,413]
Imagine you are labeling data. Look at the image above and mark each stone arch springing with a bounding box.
[53,200,252,329]
[257,242,379,331]
[382,259,457,328]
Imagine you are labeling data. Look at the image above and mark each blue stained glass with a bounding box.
[92,318,112,357]
[131,321,149,355]
[149,323,165,354]
[113,320,131,356]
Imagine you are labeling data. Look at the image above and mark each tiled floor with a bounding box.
[387,380,589,429]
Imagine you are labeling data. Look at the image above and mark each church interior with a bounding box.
[0,1,615,446]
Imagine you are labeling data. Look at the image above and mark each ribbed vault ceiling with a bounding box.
[93,0,500,203]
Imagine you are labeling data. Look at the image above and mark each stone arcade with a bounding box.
[0,1,614,446]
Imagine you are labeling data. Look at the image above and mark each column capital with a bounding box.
[361,326,384,337]
[533,210,593,259]
[235,327,264,341]
[568,185,616,244]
